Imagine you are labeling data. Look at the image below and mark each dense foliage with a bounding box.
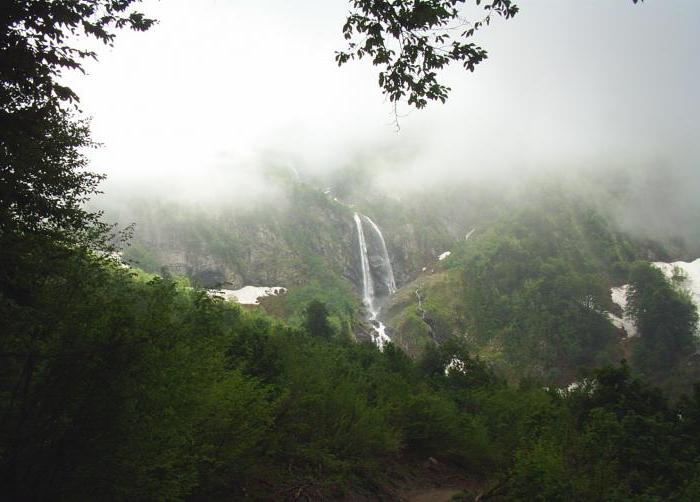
[385,191,637,381]
[627,263,699,379]
[2,251,700,500]
[385,189,700,392]
[2,1,696,500]
[455,194,635,382]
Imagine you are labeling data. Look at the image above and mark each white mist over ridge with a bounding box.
[62,0,698,218]
[61,0,700,263]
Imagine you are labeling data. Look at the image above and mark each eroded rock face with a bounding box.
[126,188,370,291]
[119,182,464,297]
[192,269,227,288]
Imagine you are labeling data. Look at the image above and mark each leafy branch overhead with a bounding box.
[338,0,644,109]
[1,0,156,109]
[336,0,519,109]
[0,1,155,243]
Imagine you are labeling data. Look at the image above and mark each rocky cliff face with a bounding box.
[118,182,438,293]
[115,175,509,301]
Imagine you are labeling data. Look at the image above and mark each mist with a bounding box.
[69,0,699,246]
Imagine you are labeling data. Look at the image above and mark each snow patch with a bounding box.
[445,357,467,375]
[653,259,700,309]
[555,379,596,397]
[611,285,629,310]
[607,284,638,337]
[606,258,700,338]
[608,312,638,338]
[210,286,286,305]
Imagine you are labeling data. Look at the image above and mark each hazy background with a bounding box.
[67,0,699,242]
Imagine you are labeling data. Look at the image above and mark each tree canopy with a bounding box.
[0,0,154,244]
[627,263,699,377]
[337,0,519,110]
[4,1,699,500]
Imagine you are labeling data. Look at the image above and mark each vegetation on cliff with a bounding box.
[385,189,699,391]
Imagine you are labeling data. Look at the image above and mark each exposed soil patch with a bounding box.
[402,487,465,502]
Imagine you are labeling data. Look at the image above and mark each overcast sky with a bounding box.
[68,0,700,200]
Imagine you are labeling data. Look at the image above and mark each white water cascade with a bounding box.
[353,213,396,348]
[364,217,397,294]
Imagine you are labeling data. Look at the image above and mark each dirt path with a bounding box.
[402,487,464,502]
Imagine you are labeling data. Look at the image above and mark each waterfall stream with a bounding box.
[353,213,376,313]
[353,212,396,348]
[364,216,397,294]
[415,288,426,321]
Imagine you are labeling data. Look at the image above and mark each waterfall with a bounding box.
[415,288,426,321]
[353,212,396,348]
[363,215,397,294]
[353,213,376,313]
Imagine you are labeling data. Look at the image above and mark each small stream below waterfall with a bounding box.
[415,288,426,321]
[353,212,396,349]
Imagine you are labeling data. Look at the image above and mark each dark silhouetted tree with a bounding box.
[304,299,334,339]
[626,263,698,376]
[339,0,644,111]
[0,0,154,244]
[337,0,519,110]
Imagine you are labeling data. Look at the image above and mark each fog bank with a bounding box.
[68,0,698,247]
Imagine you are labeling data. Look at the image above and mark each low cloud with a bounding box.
[69,0,698,249]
